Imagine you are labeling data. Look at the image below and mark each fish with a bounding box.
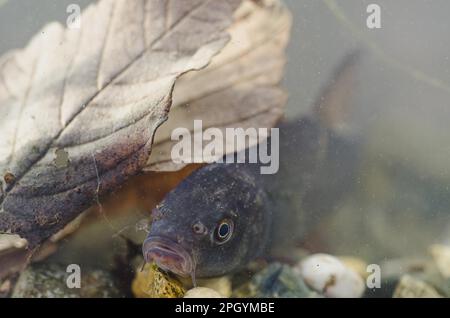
[143,163,271,280]
[143,51,362,280]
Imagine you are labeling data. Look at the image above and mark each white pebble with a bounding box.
[184,287,224,298]
[296,253,365,298]
[197,276,232,297]
[430,244,450,278]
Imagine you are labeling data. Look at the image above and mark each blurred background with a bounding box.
[1,0,449,264]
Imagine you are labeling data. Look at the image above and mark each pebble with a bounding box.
[393,275,442,298]
[296,253,365,298]
[184,287,224,298]
[429,244,450,278]
[0,279,12,297]
[197,276,231,297]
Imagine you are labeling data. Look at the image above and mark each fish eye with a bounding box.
[214,219,234,244]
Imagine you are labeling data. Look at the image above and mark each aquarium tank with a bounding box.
[0,0,449,302]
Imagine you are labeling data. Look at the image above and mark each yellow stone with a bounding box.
[132,263,185,298]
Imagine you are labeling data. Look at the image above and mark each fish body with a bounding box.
[143,52,361,279]
[143,116,358,278]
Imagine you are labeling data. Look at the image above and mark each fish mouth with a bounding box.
[142,235,195,277]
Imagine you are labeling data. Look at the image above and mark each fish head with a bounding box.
[143,163,271,278]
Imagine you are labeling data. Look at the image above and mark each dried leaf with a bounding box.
[145,0,291,171]
[0,0,243,246]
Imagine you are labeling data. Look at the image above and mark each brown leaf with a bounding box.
[145,0,291,171]
[0,0,243,246]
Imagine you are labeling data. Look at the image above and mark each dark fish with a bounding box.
[143,163,271,279]
[143,52,361,279]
